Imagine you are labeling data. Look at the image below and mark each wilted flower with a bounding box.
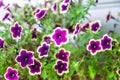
[0,9,10,22]
[2,12,10,21]
[66,25,74,33]
[10,22,23,39]
[60,3,69,14]
[4,67,19,80]
[101,34,112,50]
[81,22,90,32]
[35,9,47,20]
[43,36,51,44]
[54,60,69,75]
[28,59,42,75]
[74,23,81,35]
[51,3,57,13]
[90,20,101,33]
[106,11,111,22]
[55,49,70,62]
[0,37,4,49]
[16,49,34,68]
[37,42,50,58]
[32,28,37,40]
[51,27,68,47]
[87,39,102,55]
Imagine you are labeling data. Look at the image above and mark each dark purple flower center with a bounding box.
[33,64,38,69]
[15,27,20,33]
[60,64,64,68]
[9,72,15,78]
[56,34,62,39]
[104,40,109,45]
[43,48,48,54]
[61,54,65,58]
[91,43,97,49]
[24,56,28,61]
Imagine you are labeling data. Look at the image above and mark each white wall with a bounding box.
[88,0,120,34]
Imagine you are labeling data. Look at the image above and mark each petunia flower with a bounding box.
[55,49,70,62]
[37,42,50,58]
[32,28,37,40]
[63,0,71,4]
[90,20,101,33]
[16,49,34,68]
[35,9,47,20]
[116,69,120,76]
[101,34,112,50]
[43,36,51,44]
[51,3,57,14]
[87,39,102,55]
[0,0,3,7]
[81,22,90,32]
[54,60,69,75]
[73,23,81,35]
[51,27,69,47]
[60,3,69,14]
[4,67,19,80]
[10,22,23,39]
[0,37,4,49]
[28,58,42,75]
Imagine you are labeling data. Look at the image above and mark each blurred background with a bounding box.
[1,0,120,33]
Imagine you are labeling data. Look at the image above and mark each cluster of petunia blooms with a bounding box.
[2,11,120,80]
[1,0,120,80]
[3,1,72,80]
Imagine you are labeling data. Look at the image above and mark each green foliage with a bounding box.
[0,0,120,80]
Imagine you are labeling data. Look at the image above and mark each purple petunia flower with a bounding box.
[117,69,120,76]
[74,23,81,35]
[90,20,101,33]
[35,9,47,20]
[37,42,50,58]
[16,49,34,68]
[54,60,69,75]
[55,49,70,62]
[0,37,4,49]
[87,39,102,55]
[10,22,23,39]
[81,22,90,32]
[4,67,19,80]
[63,0,71,4]
[51,3,57,13]
[60,3,69,14]
[101,34,112,50]
[43,36,51,44]
[51,27,68,47]
[0,0,3,7]
[28,59,42,75]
